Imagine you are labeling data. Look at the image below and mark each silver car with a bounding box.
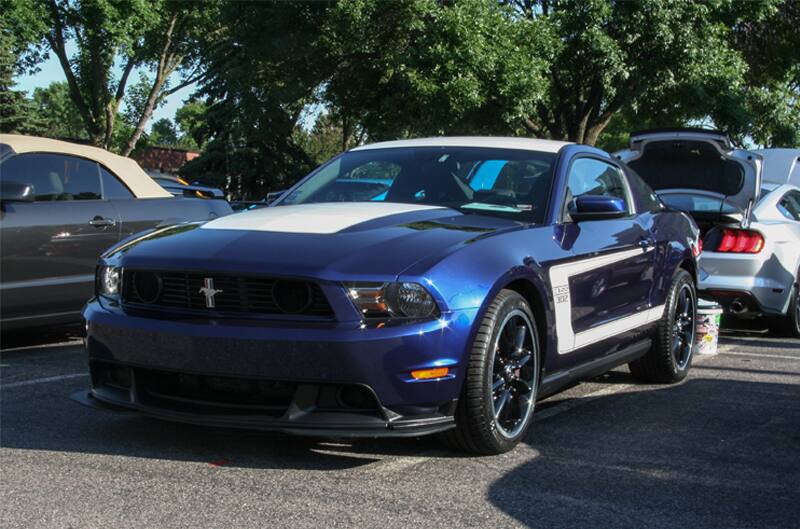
[616,130,800,336]
[0,134,233,331]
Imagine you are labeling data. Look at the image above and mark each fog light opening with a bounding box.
[411,367,449,380]
[337,386,377,410]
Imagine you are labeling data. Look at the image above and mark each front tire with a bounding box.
[444,290,540,455]
[629,269,696,383]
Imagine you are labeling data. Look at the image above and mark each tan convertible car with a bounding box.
[0,135,232,331]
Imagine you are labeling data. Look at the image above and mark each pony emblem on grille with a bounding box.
[199,278,223,308]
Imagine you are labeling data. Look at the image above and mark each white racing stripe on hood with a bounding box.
[201,202,447,234]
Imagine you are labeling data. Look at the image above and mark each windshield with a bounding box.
[279,147,557,223]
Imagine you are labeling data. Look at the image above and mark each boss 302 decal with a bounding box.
[549,247,664,354]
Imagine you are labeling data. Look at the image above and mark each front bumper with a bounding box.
[699,251,794,316]
[82,299,478,437]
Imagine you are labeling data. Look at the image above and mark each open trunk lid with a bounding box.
[615,129,762,227]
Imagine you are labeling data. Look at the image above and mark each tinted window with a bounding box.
[625,166,663,212]
[0,153,101,201]
[0,143,13,161]
[566,158,630,211]
[280,147,557,223]
[778,191,800,221]
[100,166,133,199]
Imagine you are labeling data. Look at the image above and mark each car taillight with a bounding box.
[716,229,764,253]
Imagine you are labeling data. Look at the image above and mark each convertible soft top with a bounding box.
[0,134,171,199]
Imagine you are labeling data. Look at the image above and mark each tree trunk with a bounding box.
[583,112,617,146]
[103,58,136,149]
[120,71,171,156]
[46,0,101,144]
[120,13,180,157]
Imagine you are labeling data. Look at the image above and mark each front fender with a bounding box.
[399,225,570,374]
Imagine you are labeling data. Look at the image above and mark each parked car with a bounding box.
[0,134,233,331]
[616,129,800,336]
[82,136,700,454]
[146,170,226,200]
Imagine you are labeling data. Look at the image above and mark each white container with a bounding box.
[694,299,723,355]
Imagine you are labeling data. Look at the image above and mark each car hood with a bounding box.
[616,130,762,220]
[104,202,522,280]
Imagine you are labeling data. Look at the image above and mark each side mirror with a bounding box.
[568,195,627,222]
[266,190,286,204]
[0,181,35,203]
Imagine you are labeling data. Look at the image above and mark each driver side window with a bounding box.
[566,158,630,214]
[0,153,101,201]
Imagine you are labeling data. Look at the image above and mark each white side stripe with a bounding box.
[549,247,660,354]
[572,304,665,351]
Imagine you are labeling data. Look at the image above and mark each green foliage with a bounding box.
[523,0,748,144]
[149,118,178,146]
[180,1,326,198]
[0,31,42,134]
[713,0,800,147]
[5,0,218,152]
[11,0,798,194]
[30,81,85,138]
[320,0,549,139]
[174,99,208,148]
[293,113,349,165]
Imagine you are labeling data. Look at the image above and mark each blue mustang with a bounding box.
[83,137,700,454]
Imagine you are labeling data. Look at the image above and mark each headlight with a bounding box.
[97,265,121,298]
[346,281,439,320]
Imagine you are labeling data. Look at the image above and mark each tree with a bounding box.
[181,1,328,197]
[5,0,218,153]
[174,98,208,148]
[319,0,549,142]
[715,0,800,147]
[508,0,749,145]
[0,29,41,134]
[30,81,86,138]
[148,117,178,146]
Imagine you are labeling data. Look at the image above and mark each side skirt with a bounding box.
[538,339,652,399]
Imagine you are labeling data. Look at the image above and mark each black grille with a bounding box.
[122,270,334,318]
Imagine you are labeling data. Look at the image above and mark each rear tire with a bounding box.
[629,269,696,383]
[769,280,800,338]
[444,290,540,455]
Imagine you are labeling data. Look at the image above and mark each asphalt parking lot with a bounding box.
[1,329,798,529]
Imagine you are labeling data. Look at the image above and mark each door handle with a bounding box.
[88,216,116,228]
[638,237,655,250]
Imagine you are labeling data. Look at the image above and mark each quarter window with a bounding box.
[0,153,101,201]
[566,158,630,214]
[778,191,800,221]
[100,166,133,199]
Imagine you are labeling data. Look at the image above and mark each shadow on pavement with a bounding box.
[719,335,800,352]
[1,324,84,350]
[1,375,454,471]
[490,377,800,529]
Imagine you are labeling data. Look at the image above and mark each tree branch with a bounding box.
[121,12,180,156]
[46,0,98,141]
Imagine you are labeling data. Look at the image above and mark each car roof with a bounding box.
[0,134,171,198]
[349,136,573,154]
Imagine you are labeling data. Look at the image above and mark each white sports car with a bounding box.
[617,131,800,336]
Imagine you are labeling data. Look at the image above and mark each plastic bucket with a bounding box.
[694,298,723,355]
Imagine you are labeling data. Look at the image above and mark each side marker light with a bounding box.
[411,367,449,380]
